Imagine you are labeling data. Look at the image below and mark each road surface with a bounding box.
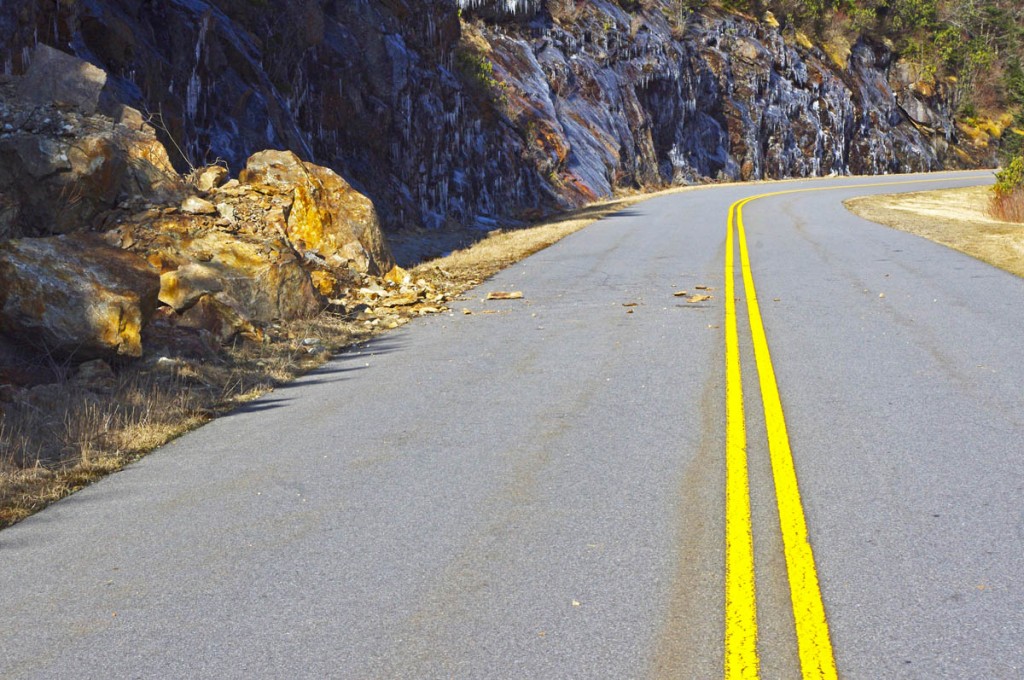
[2,171,1022,678]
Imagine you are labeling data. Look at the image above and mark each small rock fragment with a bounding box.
[215,202,235,221]
[486,291,523,300]
[181,196,218,215]
[196,165,230,193]
[380,292,420,307]
[159,263,224,312]
[383,265,411,287]
[154,356,180,371]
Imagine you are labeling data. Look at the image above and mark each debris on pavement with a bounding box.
[486,291,524,300]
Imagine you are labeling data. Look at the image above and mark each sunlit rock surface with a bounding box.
[239,150,393,275]
[0,47,183,239]
[0,234,160,360]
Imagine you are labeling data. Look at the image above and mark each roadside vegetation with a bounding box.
[989,155,1024,222]
[0,313,372,528]
[0,190,672,529]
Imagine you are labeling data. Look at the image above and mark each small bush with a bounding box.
[991,156,1024,222]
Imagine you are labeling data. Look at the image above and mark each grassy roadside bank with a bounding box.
[0,187,687,529]
[846,184,1024,278]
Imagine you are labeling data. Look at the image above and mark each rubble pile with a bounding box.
[0,46,454,398]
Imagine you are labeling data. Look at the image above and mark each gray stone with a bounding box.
[16,44,108,115]
[73,359,117,391]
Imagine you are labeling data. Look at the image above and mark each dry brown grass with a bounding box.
[845,184,1024,278]
[1,186,678,529]
[1,374,207,526]
[990,187,1024,223]
[0,311,373,528]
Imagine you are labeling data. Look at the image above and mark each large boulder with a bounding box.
[16,43,109,115]
[173,230,323,323]
[239,150,393,275]
[110,209,325,326]
[0,47,183,238]
[0,234,160,360]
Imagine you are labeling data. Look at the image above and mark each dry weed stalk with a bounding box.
[990,186,1024,223]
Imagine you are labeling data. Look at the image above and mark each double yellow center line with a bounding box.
[724,192,837,679]
[721,176,984,678]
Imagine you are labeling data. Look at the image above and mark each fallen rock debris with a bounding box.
[485,291,524,300]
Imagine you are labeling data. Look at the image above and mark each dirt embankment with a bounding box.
[846,184,1024,278]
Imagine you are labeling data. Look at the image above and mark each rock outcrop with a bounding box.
[0,0,993,238]
[239,150,392,275]
[0,1,1000,377]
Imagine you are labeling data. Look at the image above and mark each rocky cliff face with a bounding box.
[0,47,396,367]
[0,0,989,239]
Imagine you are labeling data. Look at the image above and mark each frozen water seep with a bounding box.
[185,14,211,121]
[457,0,543,15]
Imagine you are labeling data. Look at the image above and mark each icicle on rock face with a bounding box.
[457,0,544,20]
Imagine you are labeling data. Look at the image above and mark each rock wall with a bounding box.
[0,0,989,237]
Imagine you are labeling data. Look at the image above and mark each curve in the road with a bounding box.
[4,171,1020,680]
[723,175,996,679]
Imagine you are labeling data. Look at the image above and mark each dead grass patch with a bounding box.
[0,311,374,529]
[990,186,1024,223]
[845,184,1024,278]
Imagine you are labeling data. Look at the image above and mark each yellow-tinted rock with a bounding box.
[310,270,339,296]
[159,263,224,312]
[0,234,159,360]
[383,265,411,287]
[177,293,256,344]
[176,231,323,322]
[196,165,230,193]
[240,150,393,274]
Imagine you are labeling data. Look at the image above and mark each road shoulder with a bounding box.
[845,184,1024,278]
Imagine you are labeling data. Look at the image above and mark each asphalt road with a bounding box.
[2,171,1022,678]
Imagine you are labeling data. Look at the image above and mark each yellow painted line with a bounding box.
[736,195,837,679]
[722,175,983,679]
[724,201,758,679]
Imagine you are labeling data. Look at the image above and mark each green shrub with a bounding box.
[991,155,1024,222]
[994,156,1024,196]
